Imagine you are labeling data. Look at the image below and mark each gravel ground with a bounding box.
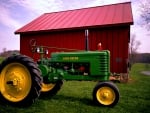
[141,71,150,76]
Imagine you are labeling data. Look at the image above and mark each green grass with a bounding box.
[0,57,4,63]
[0,63,150,113]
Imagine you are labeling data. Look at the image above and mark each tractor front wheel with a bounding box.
[41,80,63,97]
[93,82,119,107]
[0,55,42,107]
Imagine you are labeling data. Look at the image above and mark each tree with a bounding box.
[129,34,141,68]
[2,48,7,53]
[139,0,150,30]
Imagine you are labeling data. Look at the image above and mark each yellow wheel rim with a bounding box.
[41,83,55,92]
[96,86,115,105]
[0,63,31,102]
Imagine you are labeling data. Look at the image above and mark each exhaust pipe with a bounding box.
[85,29,89,51]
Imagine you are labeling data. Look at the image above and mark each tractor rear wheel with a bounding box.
[93,82,119,107]
[41,80,63,97]
[0,55,42,107]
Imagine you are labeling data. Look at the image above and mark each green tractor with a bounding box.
[0,45,119,107]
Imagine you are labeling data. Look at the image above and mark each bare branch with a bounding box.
[129,34,141,67]
[139,0,150,30]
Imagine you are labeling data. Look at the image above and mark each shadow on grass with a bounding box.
[40,93,95,107]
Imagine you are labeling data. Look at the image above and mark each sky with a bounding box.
[0,0,149,53]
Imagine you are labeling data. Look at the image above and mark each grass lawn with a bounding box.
[0,57,4,63]
[0,63,150,113]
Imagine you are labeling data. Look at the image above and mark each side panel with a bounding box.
[20,26,130,73]
[89,26,130,73]
[20,30,85,61]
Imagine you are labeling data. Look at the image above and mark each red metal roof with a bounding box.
[15,2,133,34]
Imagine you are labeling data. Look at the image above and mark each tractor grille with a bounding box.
[98,53,110,75]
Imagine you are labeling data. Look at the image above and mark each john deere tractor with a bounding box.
[0,45,119,107]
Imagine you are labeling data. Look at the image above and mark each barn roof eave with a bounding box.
[15,22,133,35]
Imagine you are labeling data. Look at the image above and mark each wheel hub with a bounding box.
[0,63,32,102]
[96,86,116,105]
[6,72,23,91]
[102,92,109,99]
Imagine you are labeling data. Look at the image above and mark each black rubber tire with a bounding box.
[0,55,42,107]
[41,80,63,97]
[93,82,119,107]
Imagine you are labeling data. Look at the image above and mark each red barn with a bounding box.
[15,2,133,75]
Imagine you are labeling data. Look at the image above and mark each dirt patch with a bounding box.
[141,71,150,76]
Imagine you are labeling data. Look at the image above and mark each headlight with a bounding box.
[36,47,40,53]
[45,49,49,55]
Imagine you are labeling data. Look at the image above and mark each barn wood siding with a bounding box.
[89,26,129,73]
[20,26,129,73]
[20,30,85,60]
